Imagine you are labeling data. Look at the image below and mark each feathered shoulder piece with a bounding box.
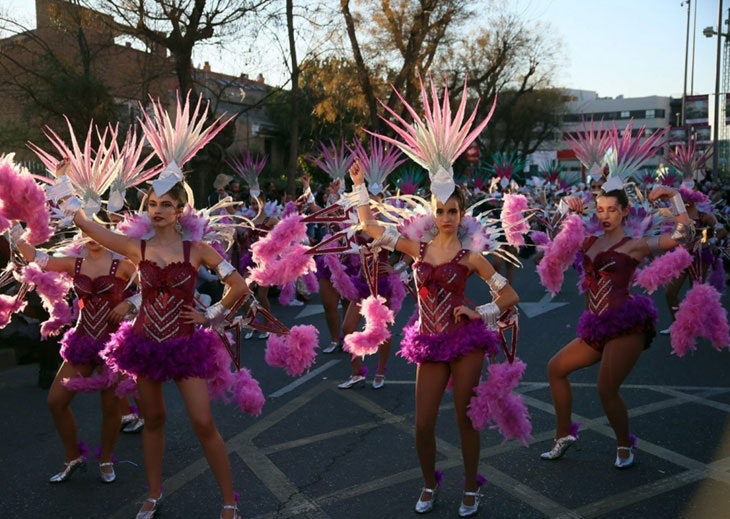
[367,75,496,203]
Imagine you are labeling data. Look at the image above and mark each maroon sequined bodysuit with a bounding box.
[60,257,127,365]
[577,236,657,351]
[133,240,198,342]
[399,243,500,363]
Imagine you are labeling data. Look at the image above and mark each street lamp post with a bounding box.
[681,1,691,133]
[704,0,726,179]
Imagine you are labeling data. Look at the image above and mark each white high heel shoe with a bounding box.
[135,493,163,519]
[98,461,116,483]
[540,434,577,460]
[614,446,635,469]
[48,456,87,483]
[220,503,241,519]
[414,487,437,514]
[458,490,482,517]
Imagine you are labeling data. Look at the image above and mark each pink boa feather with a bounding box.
[251,213,307,262]
[177,205,209,241]
[41,299,75,338]
[343,295,394,356]
[634,247,693,294]
[0,158,52,245]
[669,283,730,356]
[230,368,265,416]
[536,214,585,296]
[467,359,532,445]
[0,294,26,327]
[21,264,74,337]
[501,194,530,247]
[325,254,360,301]
[708,258,725,294]
[302,271,319,294]
[247,243,315,286]
[265,325,319,376]
[62,364,117,393]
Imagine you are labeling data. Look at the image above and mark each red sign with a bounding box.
[466,144,480,163]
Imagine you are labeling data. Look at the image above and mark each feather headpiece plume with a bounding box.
[28,118,122,217]
[487,150,525,189]
[107,125,158,212]
[139,92,234,197]
[350,137,406,195]
[602,121,667,192]
[393,167,426,195]
[227,150,267,199]
[368,75,496,203]
[309,139,354,181]
[564,118,611,177]
[666,140,713,183]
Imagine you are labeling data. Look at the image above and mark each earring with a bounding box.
[175,220,182,233]
[430,224,439,236]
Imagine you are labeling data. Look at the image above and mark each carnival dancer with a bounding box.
[14,227,136,484]
[302,139,355,353]
[335,137,406,389]
[537,122,696,468]
[346,76,527,517]
[58,94,249,519]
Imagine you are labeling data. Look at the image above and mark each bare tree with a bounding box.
[88,0,271,95]
[340,0,473,131]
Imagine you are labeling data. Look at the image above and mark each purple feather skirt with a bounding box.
[576,295,657,352]
[102,321,224,382]
[60,329,106,366]
[399,317,501,364]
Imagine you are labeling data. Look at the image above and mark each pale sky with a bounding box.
[2,0,724,100]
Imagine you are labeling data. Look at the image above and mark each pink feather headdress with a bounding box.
[28,118,122,217]
[367,75,496,203]
[309,139,354,181]
[139,92,234,197]
[564,118,611,174]
[666,140,713,183]
[349,137,406,195]
[226,149,267,198]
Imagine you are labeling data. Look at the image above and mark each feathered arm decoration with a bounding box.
[343,295,395,357]
[0,154,52,245]
[634,247,693,294]
[536,214,585,296]
[367,75,496,203]
[501,194,530,247]
[669,283,729,356]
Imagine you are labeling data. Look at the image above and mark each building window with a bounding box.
[620,111,630,119]
[646,109,656,119]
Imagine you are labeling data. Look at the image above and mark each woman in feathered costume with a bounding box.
[538,122,696,469]
[660,142,721,334]
[333,137,407,390]
[352,76,521,518]
[14,215,136,484]
[69,94,249,519]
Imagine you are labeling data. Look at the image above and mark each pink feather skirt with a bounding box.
[102,321,224,381]
[576,295,657,352]
[399,317,501,364]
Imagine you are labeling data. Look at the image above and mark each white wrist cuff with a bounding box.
[353,183,369,207]
[373,225,400,251]
[126,293,142,314]
[475,302,500,330]
[34,250,50,269]
[205,301,227,322]
[669,193,687,216]
[486,272,508,294]
[60,196,83,216]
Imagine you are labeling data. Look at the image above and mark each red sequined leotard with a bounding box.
[399,243,500,363]
[576,236,657,351]
[60,257,126,366]
[102,241,227,381]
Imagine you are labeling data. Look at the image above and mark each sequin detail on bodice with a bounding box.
[73,258,126,340]
[133,241,198,342]
[581,237,639,315]
[413,243,470,335]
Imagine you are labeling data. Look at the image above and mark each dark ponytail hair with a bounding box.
[597,188,629,209]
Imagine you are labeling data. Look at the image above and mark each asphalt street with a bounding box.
[1,260,729,518]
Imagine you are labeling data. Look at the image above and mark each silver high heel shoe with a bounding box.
[414,487,437,514]
[49,456,87,483]
[458,490,482,518]
[98,461,116,483]
[135,493,163,519]
[220,503,241,519]
[614,446,635,469]
[337,375,365,389]
[540,434,577,460]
